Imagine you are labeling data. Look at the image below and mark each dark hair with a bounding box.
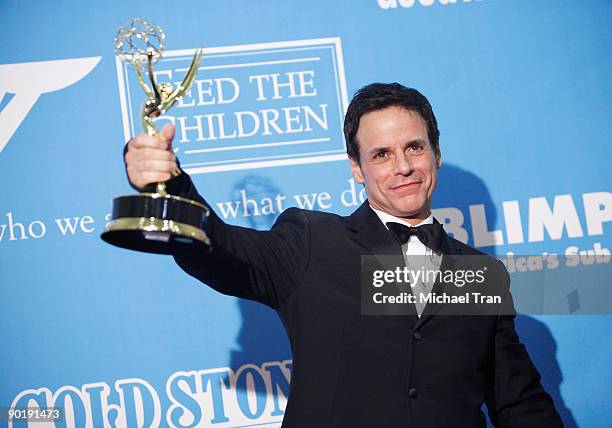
[343,82,440,164]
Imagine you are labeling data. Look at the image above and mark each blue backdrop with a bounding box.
[1,0,610,426]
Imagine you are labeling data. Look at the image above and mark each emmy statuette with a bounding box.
[101,18,210,254]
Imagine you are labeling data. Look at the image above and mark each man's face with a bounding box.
[350,106,441,224]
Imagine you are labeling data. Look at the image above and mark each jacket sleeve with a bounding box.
[485,262,563,427]
[167,169,310,309]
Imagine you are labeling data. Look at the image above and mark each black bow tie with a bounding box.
[386,221,445,253]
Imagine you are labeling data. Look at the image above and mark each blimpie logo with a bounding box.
[0,57,101,154]
[377,0,483,9]
[116,38,349,174]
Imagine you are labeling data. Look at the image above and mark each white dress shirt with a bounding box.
[371,207,443,316]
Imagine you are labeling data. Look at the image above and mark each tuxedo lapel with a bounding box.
[345,201,416,317]
[345,201,403,258]
[415,233,464,329]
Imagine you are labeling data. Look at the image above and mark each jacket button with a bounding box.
[413,331,422,340]
[408,388,418,398]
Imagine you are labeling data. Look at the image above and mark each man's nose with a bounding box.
[393,153,413,175]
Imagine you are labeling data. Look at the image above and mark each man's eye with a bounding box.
[374,151,387,159]
[408,143,424,152]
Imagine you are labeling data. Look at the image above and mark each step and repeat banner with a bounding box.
[1,1,610,427]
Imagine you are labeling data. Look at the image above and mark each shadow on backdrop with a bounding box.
[228,176,292,369]
[437,164,576,427]
[225,165,576,427]
[515,315,577,427]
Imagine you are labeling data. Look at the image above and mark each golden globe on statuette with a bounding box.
[101,18,210,254]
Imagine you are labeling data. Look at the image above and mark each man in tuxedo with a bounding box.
[124,83,563,427]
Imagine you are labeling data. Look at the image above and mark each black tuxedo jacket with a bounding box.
[167,174,562,428]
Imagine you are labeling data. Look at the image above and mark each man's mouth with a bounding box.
[390,181,421,190]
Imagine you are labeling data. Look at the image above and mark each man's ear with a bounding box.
[436,152,442,169]
[349,157,364,183]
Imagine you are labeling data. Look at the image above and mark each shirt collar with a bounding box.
[370,205,434,230]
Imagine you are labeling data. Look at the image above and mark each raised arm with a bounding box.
[123,123,310,308]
